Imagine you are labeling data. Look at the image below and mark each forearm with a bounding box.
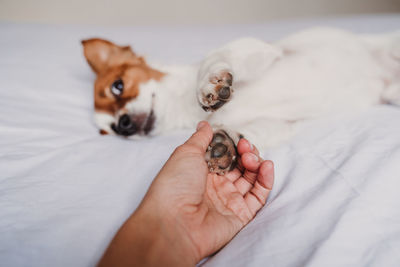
[97,204,198,267]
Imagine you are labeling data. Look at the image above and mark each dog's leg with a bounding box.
[197,38,282,112]
[206,119,297,174]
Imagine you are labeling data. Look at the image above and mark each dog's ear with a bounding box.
[81,38,143,74]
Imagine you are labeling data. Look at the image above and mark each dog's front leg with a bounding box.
[196,38,282,112]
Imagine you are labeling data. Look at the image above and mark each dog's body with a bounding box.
[83,28,400,173]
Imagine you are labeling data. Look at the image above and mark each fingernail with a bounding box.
[196,121,207,131]
[243,139,254,150]
[250,153,259,162]
[265,160,274,169]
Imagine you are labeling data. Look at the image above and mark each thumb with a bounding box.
[184,121,213,152]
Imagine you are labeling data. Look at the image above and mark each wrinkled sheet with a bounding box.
[1,15,400,267]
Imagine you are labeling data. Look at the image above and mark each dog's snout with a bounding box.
[218,86,230,100]
[114,114,138,136]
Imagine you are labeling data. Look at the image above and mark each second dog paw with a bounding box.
[198,70,233,112]
[205,130,237,175]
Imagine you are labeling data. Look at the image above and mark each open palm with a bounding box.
[149,122,274,262]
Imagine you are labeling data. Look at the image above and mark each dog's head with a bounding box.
[82,38,164,137]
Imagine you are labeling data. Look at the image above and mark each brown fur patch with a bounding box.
[93,64,163,115]
[99,129,108,135]
[82,38,142,74]
[82,38,164,116]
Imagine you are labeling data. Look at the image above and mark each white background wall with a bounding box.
[0,0,399,25]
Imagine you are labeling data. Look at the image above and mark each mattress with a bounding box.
[1,14,400,267]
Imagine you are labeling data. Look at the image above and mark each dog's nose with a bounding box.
[218,86,230,100]
[116,114,138,136]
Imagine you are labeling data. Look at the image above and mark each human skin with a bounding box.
[98,121,274,267]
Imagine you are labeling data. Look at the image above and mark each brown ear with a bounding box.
[81,38,142,74]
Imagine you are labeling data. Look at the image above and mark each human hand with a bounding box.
[98,121,274,266]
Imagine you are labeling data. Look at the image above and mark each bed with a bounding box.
[1,14,400,266]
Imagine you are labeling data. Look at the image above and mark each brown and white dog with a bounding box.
[82,28,400,174]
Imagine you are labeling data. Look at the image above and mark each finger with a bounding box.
[224,168,242,182]
[237,138,260,157]
[212,174,253,223]
[226,140,262,183]
[184,121,213,153]
[226,151,259,183]
[234,152,262,194]
[236,139,260,173]
[244,160,274,216]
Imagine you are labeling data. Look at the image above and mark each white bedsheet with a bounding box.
[1,15,400,267]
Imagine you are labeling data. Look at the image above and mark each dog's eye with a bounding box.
[111,79,124,96]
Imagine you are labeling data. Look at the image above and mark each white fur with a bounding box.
[96,28,400,148]
[94,112,116,135]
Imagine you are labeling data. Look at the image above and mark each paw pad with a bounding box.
[205,130,237,175]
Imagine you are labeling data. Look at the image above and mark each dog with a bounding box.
[82,28,400,174]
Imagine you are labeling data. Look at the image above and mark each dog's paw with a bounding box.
[205,130,237,175]
[198,70,233,112]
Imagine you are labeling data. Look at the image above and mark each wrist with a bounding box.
[99,202,200,267]
[131,204,200,266]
